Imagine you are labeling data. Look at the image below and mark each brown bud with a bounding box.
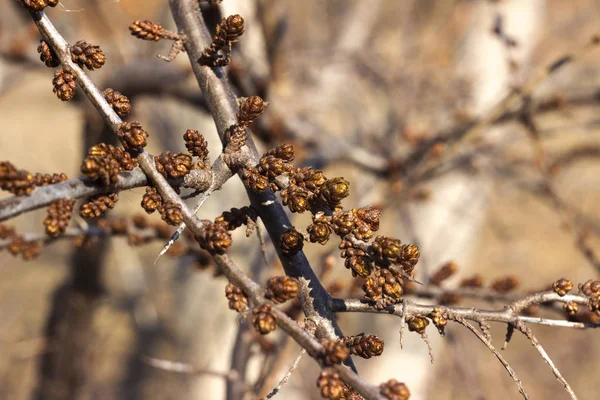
[155,152,193,179]
[379,379,410,400]
[119,121,148,152]
[225,284,248,313]
[429,261,458,286]
[265,143,294,162]
[307,212,332,245]
[552,278,573,297]
[363,267,403,309]
[238,96,266,126]
[564,301,578,316]
[280,228,304,255]
[264,276,299,304]
[195,220,232,255]
[354,206,381,232]
[81,144,135,185]
[580,280,600,297]
[343,333,384,359]
[43,198,76,238]
[331,210,357,236]
[242,167,269,192]
[316,371,345,400]
[141,187,163,214]
[281,185,311,213]
[459,274,484,288]
[160,201,183,225]
[70,40,106,70]
[344,255,373,278]
[491,276,519,293]
[0,161,35,196]
[183,129,210,165]
[407,315,429,334]
[0,224,16,240]
[320,339,349,366]
[220,14,245,41]
[258,154,293,179]
[102,88,131,117]
[37,40,59,68]
[129,20,166,41]
[79,193,118,219]
[252,303,276,334]
[371,236,403,264]
[318,177,350,207]
[19,0,58,12]
[52,67,77,101]
[429,308,447,335]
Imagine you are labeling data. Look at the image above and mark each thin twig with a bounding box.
[517,324,578,400]
[141,355,241,381]
[454,317,529,399]
[263,348,306,399]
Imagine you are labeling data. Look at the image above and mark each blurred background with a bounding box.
[1,0,600,399]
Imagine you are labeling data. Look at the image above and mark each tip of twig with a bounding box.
[154,231,180,265]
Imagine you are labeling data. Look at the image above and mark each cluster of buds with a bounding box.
[43,198,76,238]
[183,129,210,169]
[580,280,600,315]
[370,236,420,274]
[379,379,411,400]
[279,228,304,256]
[19,0,58,12]
[252,303,276,334]
[320,339,349,366]
[102,89,131,117]
[552,278,573,296]
[226,96,267,155]
[264,276,299,304]
[225,284,248,313]
[155,152,194,179]
[70,40,106,71]
[343,333,384,359]
[407,315,429,335]
[214,206,257,232]
[119,121,148,153]
[1,162,67,196]
[195,219,233,255]
[37,40,59,68]
[81,143,136,186]
[79,193,118,219]
[140,187,183,226]
[52,67,77,101]
[316,371,362,400]
[1,224,41,260]
[129,20,180,41]
[429,308,448,335]
[199,15,245,67]
[339,240,372,278]
[490,276,520,294]
[362,267,404,310]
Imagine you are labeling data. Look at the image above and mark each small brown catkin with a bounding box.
[407,315,429,334]
[225,284,248,313]
[491,276,519,293]
[343,333,384,359]
[264,276,299,304]
[52,67,77,101]
[43,198,76,238]
[70,40,106,70]
[141,187,163,214]
[238,96,267,126]
[155,152,193,179]
[320,339,349,366]
[552,278,573,296]
[183,129,209,161]
[429,261,458,286]
[0,161,35,196]
[102,89,131,117]
[279,228,304,255]
[81,144,135,186]
[195,220,232,255]
[37,40,60,68]
[160,201,183,225]
[79,193,118,219]
[129,20,166,41]
[252,303,276,334]
[316,371,345,400]
[119,122,148,153]
[379,379,410,400]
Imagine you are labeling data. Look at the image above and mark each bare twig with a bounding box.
[263,348,306,399]
[454,317,529,400]
[141,355,241,381]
